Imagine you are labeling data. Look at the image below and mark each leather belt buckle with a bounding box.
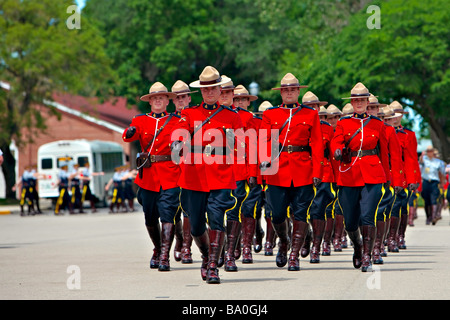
[150,155,156,163]
[204,144,212,157]
[287,145,293,154]
[357,150,362,157]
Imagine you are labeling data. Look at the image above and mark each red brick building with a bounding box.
[5,91,142,198]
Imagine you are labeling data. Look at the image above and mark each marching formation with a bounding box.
[122,66,425,284]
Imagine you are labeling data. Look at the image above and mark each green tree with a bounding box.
[283,0,450,160]
[0,0,115,198]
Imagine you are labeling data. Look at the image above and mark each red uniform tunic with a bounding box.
[259,103,324,187]
[384,123,404,188]
[320,120,335,183]
[122,112,180,192]
[331,113,390,187]
[402,127,421,185]
[233,107,255,181]
[175,102,243,192]
[396,127,418,186]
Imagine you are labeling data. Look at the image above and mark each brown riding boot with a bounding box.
[288,220,309,271]
[254,217,264,253]
[206,229,225,284]
[193,230,209,281]
[146,224,161,269]
[322,217,334,256]
[224,220,240,272]
[264,217,276,256]
[387,216,400,252]
[159,223,175,271]
[181,217,193,264]
[173,219,183,262]
[242,217,256,264]
[347,228,363,269]
[361,225,376,272]
[333,214,344,252]
[310,219,326,263]
[273,220,290,268]
[373,220,386,264]
[398,214,408,249]
[300,224,312,258]
[408,207,415,226]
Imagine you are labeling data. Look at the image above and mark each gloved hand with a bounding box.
[394,186,403,194]
[408,183,417,191]
[125,126,136,139]
[334,148,342,161]
[248,176,258,190]
[313,177,322,187]
[384,180,391,190]
[259,161,271,172]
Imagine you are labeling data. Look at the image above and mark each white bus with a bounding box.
[37,139,125,205]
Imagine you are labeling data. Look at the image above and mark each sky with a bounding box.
[76,0,86,10]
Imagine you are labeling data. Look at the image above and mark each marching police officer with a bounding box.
[331,82,390,272]
[259,73,324,271]
[172,66,245,284]
[123,82,180,272]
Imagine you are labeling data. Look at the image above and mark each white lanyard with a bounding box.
[339,117,365,173]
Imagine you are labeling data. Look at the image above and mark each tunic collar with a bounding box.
[353,112,369,119]
[202,102,219,110]
[148,111,168,118]
[281,102,300,109]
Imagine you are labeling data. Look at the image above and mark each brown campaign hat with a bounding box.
[233,84,258,101]
[342,82,373,100]
[383,106,402,119]
[301,91,327,106]
[254,100,273,115]
[318,105,328,115]
[171,80,198,95]
[326,104,343,115]
[221,75,236,91]
[368,94,387,107]
[272,73,308,90]
[342,103,354,115]
[140,82,177,101]
[390,100,409,114]
[190,66,232,88]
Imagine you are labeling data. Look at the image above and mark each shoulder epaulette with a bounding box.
[267,105,280,110]
[403,127,413,132]
[301,104,315,111]
[320,120,331,126]
[223,105,238,113]
[339,115,352,121]
[253,115,262,120]
[237,107,252,114]
[369,115,382,121]
[133,113,146,118]
[384,123,393,127]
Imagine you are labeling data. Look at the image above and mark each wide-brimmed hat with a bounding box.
[327,104,343,116]
[221,76,236,91]
[390,100,409,114]
[171,80,198,95]
[302,91,327,106]
[272,73,308,90]
[233,84,258,101]
[190,66,232,88]
[342,82,373,100]
[368,94,387,107]
[383,106,402,119]
[342,103,354,115]
[140,82,177,101]
[318,106,328,115]
[254,100,273,115]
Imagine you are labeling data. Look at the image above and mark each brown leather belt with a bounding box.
[149,154,172,162]
[190,145,230,156]
[350,148,378,158]
[280,145,311,154]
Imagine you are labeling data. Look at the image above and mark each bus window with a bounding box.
[78,156,89,167]
[101,152,123,172]
[41,158,53,169]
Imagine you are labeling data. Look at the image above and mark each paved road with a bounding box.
[0,204,449,301]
